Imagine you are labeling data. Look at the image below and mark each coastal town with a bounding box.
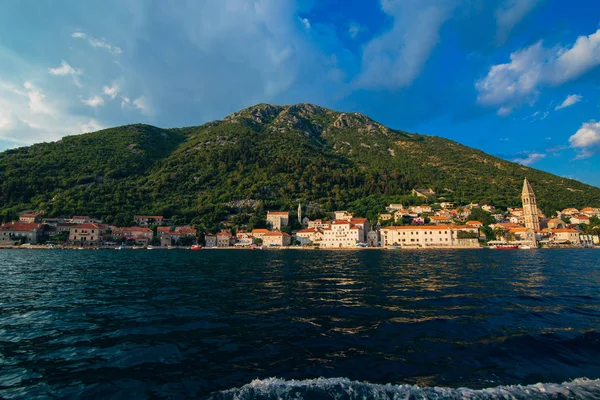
[1,179,599,250]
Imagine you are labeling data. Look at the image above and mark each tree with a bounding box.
[469,208,495,226]
[493,226,505,241]
[481,226,494,242]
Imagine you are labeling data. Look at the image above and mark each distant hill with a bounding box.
[1,103,598,228]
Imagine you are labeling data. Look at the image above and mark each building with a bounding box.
[522,178,540,230]
[334,211,354,221]
[380,225,479,248]
[70,216,95,224]
[550,229,580,244]
[429,216,451,225]
[205,235,217,248]
[235,231,253,246]
[321,220,363,248]
[440,202,455,209]
[216,230,234,247]
[69,224,102,245]
[42,218,65,226]
[266,212,289,230]
[19,213,41,223]
[508,227,537,247]
[560,208,579,217]
[263,231,291,247]
[251,228,270,242]
[410,205,433,214]
[571,215,590,225]
[581,207,600,217]
[349,218,370,242]
[308,219,330,229]
[547,218,566,229]
[158,226,197,246]
[466,220,483,228]
[295,227,323,245]
[0,222,44,244]
[367,230,379,247]
[379,213,393,221]
[387,204,404,212]
[133,215,165,227]
[113,227,154,245]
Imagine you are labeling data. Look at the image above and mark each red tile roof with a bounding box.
[297,228,317,233]
[251,229,270,234]
[1,222,42,231]
[73,223,100,229]
[264,231,290,237]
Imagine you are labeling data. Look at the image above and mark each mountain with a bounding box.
[0,103,599,228]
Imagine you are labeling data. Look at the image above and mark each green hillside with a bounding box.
[1,103,598,227]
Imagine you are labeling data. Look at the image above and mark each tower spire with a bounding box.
[521,178,540,230]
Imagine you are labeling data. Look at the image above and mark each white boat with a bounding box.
[519,245,532,249]
[147,245,154,250]
[115,244,126,250]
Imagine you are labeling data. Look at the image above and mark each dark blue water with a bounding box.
[1,249,600,399]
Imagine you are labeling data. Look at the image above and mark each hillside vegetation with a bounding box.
[1,103,598,228]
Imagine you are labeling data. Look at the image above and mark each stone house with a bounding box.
[262,231,291,247]
[0,222,44,244]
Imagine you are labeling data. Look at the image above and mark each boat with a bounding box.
[147,245,154,250]
[191,245,202,251]
[115,243,126,250]
[494,244,518,250]
[519,245,532,249]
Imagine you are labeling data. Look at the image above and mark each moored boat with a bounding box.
[191,245,202,251]
[494,244,518,250]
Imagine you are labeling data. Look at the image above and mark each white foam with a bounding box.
[210,376,600,399]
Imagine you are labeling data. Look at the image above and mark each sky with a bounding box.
[1,0,600,187]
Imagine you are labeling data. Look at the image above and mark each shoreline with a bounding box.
[1,245,594,251]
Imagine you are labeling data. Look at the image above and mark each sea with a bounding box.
[1,248,599,399]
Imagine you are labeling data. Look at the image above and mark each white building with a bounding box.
[380,225,479,248]
[267,212,289,231]
[321,220,363,248]
[295,227,323,245]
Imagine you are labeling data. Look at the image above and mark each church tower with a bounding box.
[522,178,540,230]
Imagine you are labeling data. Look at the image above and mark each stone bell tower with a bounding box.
[522,178,540,230]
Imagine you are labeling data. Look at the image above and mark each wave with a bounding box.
[209,377,600,399]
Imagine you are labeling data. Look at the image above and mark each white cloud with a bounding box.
[103,83,119,99]
[477,29,600,114]
[498,106,513,116]
[133,95,151,115]
[81,96,104,107]
[0,79,104,145]
[120,96,131,108]
[72,30,122,55]
[569,121,600,158]
[48,60,82,76]
[80,119,104,133]
[495,0,540,44]
[298,17,310,30]
[355,0,458,90]
[348,22,361,39]
[555,94,582,110]
[512,152,546,165]
[23,81,55,116]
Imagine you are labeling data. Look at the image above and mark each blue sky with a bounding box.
[1,0,600,187]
